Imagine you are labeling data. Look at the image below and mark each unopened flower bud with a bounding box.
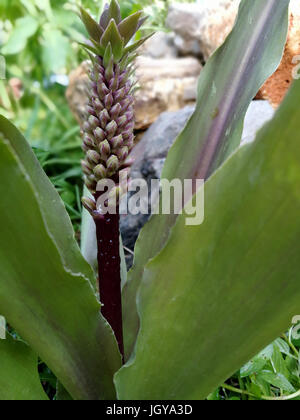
[88,115,100,130]
[124,121,134,133]
[125,110,134,122]
[106,120,118,139]
[107,155,119,176]
[120,97,133,111]
[110,134,123,149]
[114,87,127,102]
[82,197,96,213]
[116,115,127,127]
[110,103,122,119]
[122,129,132,141]
[99,139,111,159]
[86,106,96,116]
[87,150,101,165]
[95,62,104,75]
[104,93,114,110]
[99,109,110,129]
[125,133,135,150]
[94,164,107,179]
[97,82,110,100]
[93,97,104,113]
[83,134,95,149]
[117,146,129,161]
[94,127,106,143]
[109,75,119,91]
[81,159,93,175]
[83,121,91,133]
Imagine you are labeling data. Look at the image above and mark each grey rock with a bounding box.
[140,32,177,59]
[241,100,275,145]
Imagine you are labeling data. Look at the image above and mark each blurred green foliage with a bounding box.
[210,331,300,400]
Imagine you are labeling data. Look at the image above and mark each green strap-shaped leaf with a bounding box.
[56,382,73,400]
[122,0,290,361]
[123,33,154,55]
[118,11,143,45]
[115,78,300,399]
[108,0,122,24]
[100,19,124,60]
[80,7,103,42]
[0,334,48,400]
[0,117,121,400]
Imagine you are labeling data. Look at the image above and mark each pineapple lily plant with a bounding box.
[79,0,150,359]
[0,0,300,400]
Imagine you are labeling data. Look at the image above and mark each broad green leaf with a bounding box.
[0,334,48,400]
[80,7,103,42]
[274,338,291,356]
[108,0,121,24]
[240,357,267,379]
[118,11,143,45]
[115,79,300,400]
[123,33,154,55]
[122,0,290,360]
[259,371,295,394]
[56,382,73,401]
[1,16,39,55]
[0,117,121,400]
[271,344,290,379]
[100,19,124,60]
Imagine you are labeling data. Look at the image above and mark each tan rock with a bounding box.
[257,0,300,107]
[66,57,202,131]
[166,0,300,108]
[166,0,239,60]
[134,56,201,129]
[66,61,90,126]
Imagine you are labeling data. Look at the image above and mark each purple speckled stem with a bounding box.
[94,203,124,362]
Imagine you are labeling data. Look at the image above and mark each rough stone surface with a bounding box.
[134,56,201,129]
[66,61,90,125]
[66,57,201,131]
[166,0,239,60]
[139,31,177,59]
[166,0,300,108]
[257,0,300,107]
[120,100,274,266]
